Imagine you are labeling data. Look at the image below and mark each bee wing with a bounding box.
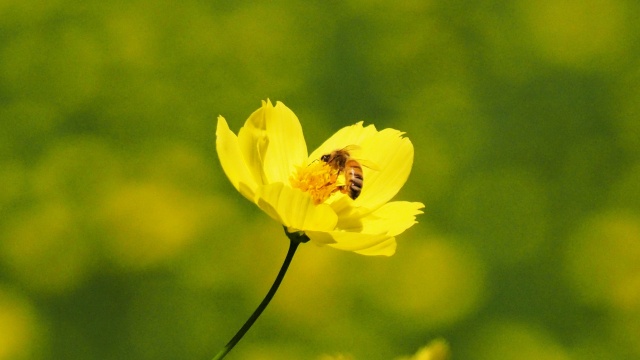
[358,158,380,171]
[341,144,362,152]
[340,144,379,170]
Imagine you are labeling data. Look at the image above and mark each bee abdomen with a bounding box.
[346,164,363,199]
[349,180,362,199]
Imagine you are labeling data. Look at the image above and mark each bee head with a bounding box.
[320,154,330,162]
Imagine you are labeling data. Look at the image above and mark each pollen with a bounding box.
[290,161,341,205]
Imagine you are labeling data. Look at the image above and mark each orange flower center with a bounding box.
[289,161,342,205]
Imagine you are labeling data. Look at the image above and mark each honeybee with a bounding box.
[320,146,368,200]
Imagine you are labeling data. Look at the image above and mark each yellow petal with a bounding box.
[307,123,415,211]
[354,128,414,211]
[353,238,397,256]
[308,121,378,162]
[354,201,424,236]
[255,182,338,232]
[305,230,397,256]
[306,201,423,256]
[215,116,258,201]
[237,100,271,185]
[262,101,308,184]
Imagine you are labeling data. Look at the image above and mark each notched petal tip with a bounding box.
[237,104,271,185]
[354,129,415,210]
[262,101,308,184]
[308,122,379,162]
[215,115,229,135]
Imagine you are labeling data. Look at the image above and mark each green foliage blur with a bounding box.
[1,0,639,359]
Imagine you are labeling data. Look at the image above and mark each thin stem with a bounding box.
[212,234,302,360]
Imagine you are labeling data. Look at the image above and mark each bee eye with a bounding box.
[320,154,329,162]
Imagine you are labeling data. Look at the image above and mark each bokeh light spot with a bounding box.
[369,236,486,329]
[470,320,571,360]
[99,182,205,270]
[0,288,41,360]
[519,0,629,68]
[1,202,91,294]
[564,211,640,311]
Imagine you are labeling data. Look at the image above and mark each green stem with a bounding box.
[212,228,307,360]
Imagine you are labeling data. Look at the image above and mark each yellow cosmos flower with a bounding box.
[216,100,423,256]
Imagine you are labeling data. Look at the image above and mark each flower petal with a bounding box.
[237,100,271,185]
[306,201,423,256]
[353,128,415,211]
[308,121,378,162]
[255,182,338,232]
[262,101,308,183]
[216,116,259,201]
[355,201,425,236]
[305,230,397,256]
[308,123,415,212]
[353,238,397,256]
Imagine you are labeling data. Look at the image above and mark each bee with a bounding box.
[320,146,368,200]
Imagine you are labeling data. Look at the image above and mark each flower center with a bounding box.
[289,160,342,205]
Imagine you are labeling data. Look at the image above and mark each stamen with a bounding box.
[290,161,342,205]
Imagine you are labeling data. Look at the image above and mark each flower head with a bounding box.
[216,100,423,256]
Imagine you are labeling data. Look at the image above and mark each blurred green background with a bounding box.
[1,0,639,359]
